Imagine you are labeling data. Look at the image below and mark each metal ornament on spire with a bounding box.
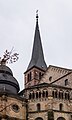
[36,10,39,21]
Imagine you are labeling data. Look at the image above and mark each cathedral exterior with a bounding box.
[0,13,72,120]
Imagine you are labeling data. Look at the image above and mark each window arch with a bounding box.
[49,76,52,81]
[65,79,68,86]
[52,90,57,98]
[68,93,70,100]
[27,72,32,82]
[27,74,30,82]
[55,90,57,98]
[30,72,32,80]
[37,103,41,112]
[35,117,43,120]
[65,92,70,100]
[32,92,35,99]
[57,117,65,120]
[46,91,48,97]
[29,93,31,99]
[36,92,38,99]
[59,103,63,111]
[29,91,35,99]
[42,91,45,97]
[35,71,39,79]
[39,72,42,79]
[52,91,54,98]
[39,91,41,98]
[59,91,63,99]
[36,91,41,99]
[42,90,48,98]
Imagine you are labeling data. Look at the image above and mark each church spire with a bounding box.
[27,11,47,71]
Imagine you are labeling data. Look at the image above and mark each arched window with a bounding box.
[37,103,41,112]
[36,92,38,99]
[35,71,38,79]
[52,90,57,98]
[42,91,45,97]
[59,92,61,99]
[46,91,48,97]
[35,117,43,120]
[62,92,63,99]
[59,91,63,99]
[49,76,52,81]
[57,117,65,120]
[32,92,35,99]
[55,91,57,98]
[30,72,32,80]
[65,92,67,100]
[36,91,41,99]
[29,93,31,99]
[52,91,54,98]
[59,103,63,111]
[0,117,2,120]
[39,92,41,98]
[27,74,30,82]
[27,72,32,82]
[39,72,42,79]
[65,79,68,86]
[68,93,70,100]
[65,92,70,100]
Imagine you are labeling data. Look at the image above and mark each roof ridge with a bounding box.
[49,65,72,71]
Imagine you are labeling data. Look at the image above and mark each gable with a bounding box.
[50,72,72,88]
[40,65,72,84]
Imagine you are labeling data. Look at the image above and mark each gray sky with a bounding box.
[0,0,72,90]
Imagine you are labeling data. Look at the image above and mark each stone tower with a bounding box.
[24,12,47,88]
[0,62,26,120]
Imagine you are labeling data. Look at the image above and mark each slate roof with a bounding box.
[0,65,20,94]
[27,13,47,71]
[0,65,13,75]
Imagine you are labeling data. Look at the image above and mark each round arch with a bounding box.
[57,117,66,120]
[35,117,43,120]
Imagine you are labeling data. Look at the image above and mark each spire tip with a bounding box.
[36,10,39,21]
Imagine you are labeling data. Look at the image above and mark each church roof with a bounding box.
[0,65,20,94]
[0,65,13,75]
[27,12,47,71]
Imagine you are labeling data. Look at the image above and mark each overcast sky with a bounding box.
[0,0,72,90]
